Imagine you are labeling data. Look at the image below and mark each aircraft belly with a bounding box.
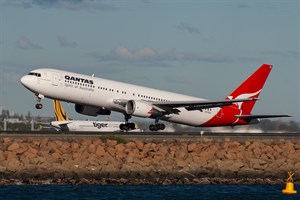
[166,107,221,126]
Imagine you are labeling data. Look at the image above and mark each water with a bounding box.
[0,184,299,200]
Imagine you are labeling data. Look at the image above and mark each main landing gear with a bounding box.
[119,114,166,132]
[149,123,165,131]
[119,114,136,131]
[35,94,44,109]
[149,118,165,131]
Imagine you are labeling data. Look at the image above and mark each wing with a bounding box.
[152,98,257,111]
[113,98,258,115]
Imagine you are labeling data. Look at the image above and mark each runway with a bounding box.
[1,130,300,141]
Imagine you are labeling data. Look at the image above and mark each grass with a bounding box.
[99,134,127,144]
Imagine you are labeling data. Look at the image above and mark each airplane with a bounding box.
[50,99,135,132]
[20,64,290,131]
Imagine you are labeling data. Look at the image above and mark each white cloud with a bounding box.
[89,45,233,64]
[16,37,42,50]
[4,0,119,11]
[57,35,77,48]
[115,46,156,60]
[176,22,201,34]
[261,50,300,59]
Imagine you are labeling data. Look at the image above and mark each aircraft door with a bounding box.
[52,73,59,86]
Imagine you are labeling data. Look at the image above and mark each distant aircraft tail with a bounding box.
[226,64,272,114]
[53,100,69,121]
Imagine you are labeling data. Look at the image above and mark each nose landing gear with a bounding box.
[35,103,43,109]
[35,94,44,109]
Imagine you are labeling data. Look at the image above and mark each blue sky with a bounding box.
[0,0,299,122]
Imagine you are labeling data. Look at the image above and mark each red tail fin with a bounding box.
[226,64,272,114]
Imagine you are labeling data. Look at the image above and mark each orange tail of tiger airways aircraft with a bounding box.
[53,99,69,121]
[20,64,290,131]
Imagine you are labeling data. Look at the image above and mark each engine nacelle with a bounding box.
[125,100,153,118]
[75,104,111,116]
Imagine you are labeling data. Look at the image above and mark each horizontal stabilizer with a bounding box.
[50,121,73,126]
[235,114,291,120]
[58,121,73,126]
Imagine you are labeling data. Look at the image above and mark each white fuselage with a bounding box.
[50,120,124,132]
[21,68,220,126]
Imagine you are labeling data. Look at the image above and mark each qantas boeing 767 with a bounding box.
[20,64,289,131]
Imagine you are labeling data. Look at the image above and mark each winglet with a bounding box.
[226,64,273,114]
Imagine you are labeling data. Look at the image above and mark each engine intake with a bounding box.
[75,104,111,116]
[125,100,154,118]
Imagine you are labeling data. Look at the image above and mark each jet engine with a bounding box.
[125,100,155,118]
[75,104,111,116]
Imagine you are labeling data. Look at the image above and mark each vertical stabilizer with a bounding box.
[53,100,69,121]
[226,64,272,114]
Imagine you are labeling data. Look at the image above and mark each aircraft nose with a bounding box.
[20,75,29,86]
[20,75,35,87]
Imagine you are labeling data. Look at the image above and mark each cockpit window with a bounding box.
[28,72,41,77]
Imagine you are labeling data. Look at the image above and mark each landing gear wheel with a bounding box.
[128,123,135,129]
[120,114,136,131]
[119,124,126,130]
[120,122,136,131]
[149,124,156,131]
[35,103,43,109]
[34,93,44,109]
[149,123,165,131]
[158,123,165,130]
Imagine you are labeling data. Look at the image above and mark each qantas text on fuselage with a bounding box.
[20,64,290,131]
[64,75,94,85]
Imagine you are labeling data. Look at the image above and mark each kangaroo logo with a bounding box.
[227,89,261,109]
